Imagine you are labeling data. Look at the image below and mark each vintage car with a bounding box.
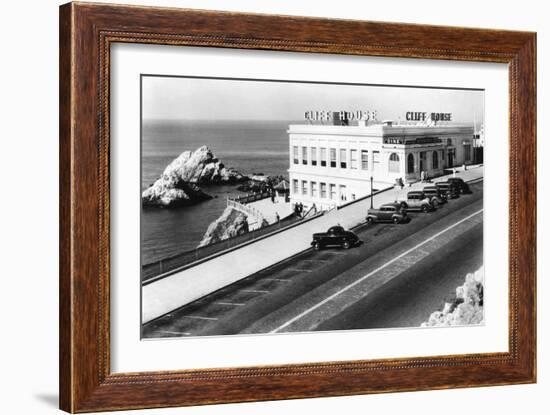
[366,203,408,224]
[447,177,472,194]
[398,191,435,212]
[311,226,360,250]
[435,182,460,199]
[422,186,447,206]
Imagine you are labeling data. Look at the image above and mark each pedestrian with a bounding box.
[312,203,317,214]
[275,212,280,223]
[271,192,275,203]
[420,170,426,182]
[399,177,404,189]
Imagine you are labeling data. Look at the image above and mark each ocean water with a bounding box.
[141,120,292,264]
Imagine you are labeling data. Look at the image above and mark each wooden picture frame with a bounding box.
[59,2,536,412]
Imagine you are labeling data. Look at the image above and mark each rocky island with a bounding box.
[198,207,250,247]
[421,267,484,327]
[142,146,247,207]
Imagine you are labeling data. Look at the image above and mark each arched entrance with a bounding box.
[389,153,400,173]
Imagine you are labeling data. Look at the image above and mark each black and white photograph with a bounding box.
[2,0,544,413]
[140,75,485,339]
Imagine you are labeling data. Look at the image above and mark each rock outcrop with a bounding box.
[142,181,212,208]
[142,146,246,207]
[236,174,287,193]
[421,267,484,327]
[160,145,246,184]
[198,207,249,247]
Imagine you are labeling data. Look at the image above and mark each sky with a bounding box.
[142,75,484,124]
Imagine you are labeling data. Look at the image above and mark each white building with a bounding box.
[288,120,474,210]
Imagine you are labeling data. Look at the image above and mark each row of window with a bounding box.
[292,179,352,201]
[293,146,470,175]
[292,146,379,170]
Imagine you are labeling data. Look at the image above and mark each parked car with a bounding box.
[435,182,460,199]
[311,226,359,250]
[367,203,408,224]
[422,186,447,206]
[447,177,472,194]
[398,191,435,212]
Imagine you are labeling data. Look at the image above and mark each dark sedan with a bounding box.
[435,182,460,199]
[447,177,472,194]
[311,226,360,250]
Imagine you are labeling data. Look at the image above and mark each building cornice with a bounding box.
[288,123,474,137]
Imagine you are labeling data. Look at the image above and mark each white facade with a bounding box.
[288,122,474,210]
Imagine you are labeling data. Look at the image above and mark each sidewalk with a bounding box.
[247,198,294,224]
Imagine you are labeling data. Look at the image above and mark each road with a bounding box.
[316,223,482,331]
[142,181,483,338]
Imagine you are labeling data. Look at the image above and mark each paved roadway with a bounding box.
[142,181,483,338]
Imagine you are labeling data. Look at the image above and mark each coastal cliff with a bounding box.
[421,267,484,327]
[142,146,247,207]
[198,207,249,247]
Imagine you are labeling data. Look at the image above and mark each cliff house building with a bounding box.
[288,119,475,210]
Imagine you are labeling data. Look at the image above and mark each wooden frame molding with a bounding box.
[59,2,536,412]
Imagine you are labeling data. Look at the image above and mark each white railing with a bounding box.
[227,198,265,225]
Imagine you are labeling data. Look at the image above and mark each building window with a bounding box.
[311,147,317,166]
[419,151,427,172]
[350,149,358,169]
[361,150,369,170]
[407,153,415,174]
[389,153,400,173]
[464,144,471,162]
[293,146,299,164]
[373,151,380,163]
[330,148,337,168]
[432,151,439,169]
[302,146,308,165]
[447,138,453,146]
[311,181,318,198]
[320,147,327,167]
[292,179,298,194]
[339,185,347,201]
[329,183,336,200]
[302,180,308,196]
[320,182,327,198]
[340,149,347,168]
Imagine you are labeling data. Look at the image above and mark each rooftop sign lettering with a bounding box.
[406,112,452,122]
[305,110,378,122]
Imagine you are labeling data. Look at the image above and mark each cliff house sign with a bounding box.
[406,111,453,122]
